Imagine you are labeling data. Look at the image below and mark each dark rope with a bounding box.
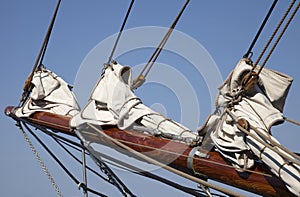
[90,154,137,197]
[22,119,132,197]
[23,122,81,185]
[22,122,108,197]
[20,0,61,105]
[131,0,190,89]
[53,137,111,183]
[92,151,209,197]
[106,0,135,66]
[243,0,297,87]
[243,0,278,58]
[39,0,61,66]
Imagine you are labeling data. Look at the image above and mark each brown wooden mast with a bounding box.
[4,106,293,196]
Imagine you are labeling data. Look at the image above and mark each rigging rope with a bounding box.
[243,0,278,59]
[101,155,227,197]
[284,116,300,127]
[13,114,135,197]
[89,154,137,197]
[103,134,273,177]
[254,0,296,67]
[257,1,300,75]
[53,137,110,183]
[80,144,88,197]
[87,123,245,197]
[225,108,300,167]
[19,112,273,177]
[21,122,108,197]
[106,0,135,66]
[19,0,61,105]
[131,0,190,90]
[16,121,63,197]
[243,0,299,88]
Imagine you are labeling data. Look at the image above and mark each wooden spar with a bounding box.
[4,106,293,197]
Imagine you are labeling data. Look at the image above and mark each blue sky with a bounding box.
[1,1,299,196]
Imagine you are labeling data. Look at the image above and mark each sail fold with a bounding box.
[202,58,299,195]
[70,62,200,145]
[15,68,80,117]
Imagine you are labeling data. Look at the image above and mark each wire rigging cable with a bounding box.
[257,1,300,75]
[254,0,296,67]
[19,0,61,105]
[106,0,135,66]
[243,0,299,87]
[243,0,278,59]
[18,114,135,197]
[131,0,190,90]
[21,122,108,197]
[87,123,245,197]
[16,121,63,197]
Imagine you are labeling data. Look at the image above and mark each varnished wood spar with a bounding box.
[30,111,76,136]
[92,127,291,197]
[4,106,293,196]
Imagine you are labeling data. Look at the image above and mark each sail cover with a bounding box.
[201,58,300,195]
[15,67,80,117]
[70,62,200,145]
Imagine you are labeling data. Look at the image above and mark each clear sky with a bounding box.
[1,1,299,196]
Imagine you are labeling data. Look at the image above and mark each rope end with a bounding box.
[131,75,145,90]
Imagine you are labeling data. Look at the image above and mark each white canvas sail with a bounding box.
[70,62,200,145]
[15,67,80,117]
[201,58,300,195]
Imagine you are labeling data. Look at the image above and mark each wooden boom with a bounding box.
[4,106,294,197]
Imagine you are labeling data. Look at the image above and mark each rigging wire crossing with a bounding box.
[20,121,108,197]
[87,123,246,197]
[244,0,299,84]
[16,121,63,197]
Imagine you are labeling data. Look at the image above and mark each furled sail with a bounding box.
[15,67,80,117]
[200,58,300,195]
[70,61,200,146]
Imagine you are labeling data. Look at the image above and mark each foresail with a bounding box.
[70,62,200,146]
[202,58,300,196]
[15,67,80,117]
